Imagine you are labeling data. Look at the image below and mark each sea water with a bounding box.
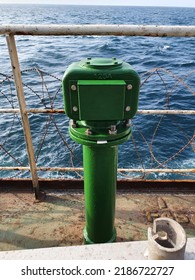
[0,4,194,179]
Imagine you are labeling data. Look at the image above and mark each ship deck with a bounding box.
[0,179,195,256]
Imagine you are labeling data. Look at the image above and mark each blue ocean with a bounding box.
[0,4,195,180]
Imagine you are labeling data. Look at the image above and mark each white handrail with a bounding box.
[0,24,195,37]
[1,109,195,115]
[0,166,194,174]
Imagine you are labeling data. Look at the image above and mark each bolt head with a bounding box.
[157,231,168,241]
[125,106,131,112]
[125,120,131,127]
[109,130,117,135]
[71,85,77,91]
[109,125,117,135]
[73,106,78,112]
[86,129,92,135]
[110,125,116,131]
[127,84,133,90]
[70,120,77,128]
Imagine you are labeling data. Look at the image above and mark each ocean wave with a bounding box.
[0,5,195,179]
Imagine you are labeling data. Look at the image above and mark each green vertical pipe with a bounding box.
[83,144,117,244]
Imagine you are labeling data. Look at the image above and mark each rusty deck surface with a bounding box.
[0,184,195,252]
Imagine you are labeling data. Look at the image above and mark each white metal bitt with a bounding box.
[6,34,39,197]
[147,218,187,260]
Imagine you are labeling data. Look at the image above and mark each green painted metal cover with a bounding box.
[84,57,123,69]
[78,80,125,120]
[62,57,140,121]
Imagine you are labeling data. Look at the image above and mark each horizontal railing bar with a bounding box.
[138,110,195,115]
[0,109,64,114]
[0,166,194,173]
[0,24,195,37]
[1,108,195,115]
[0,167,83,171]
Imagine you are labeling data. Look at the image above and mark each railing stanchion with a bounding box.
[6,34,39,199]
